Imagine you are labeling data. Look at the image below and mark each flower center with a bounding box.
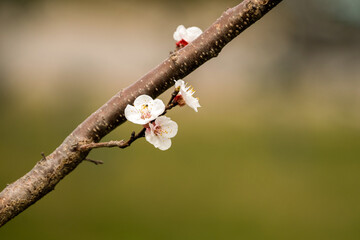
[153,125,169,136]
[153,125,162,136]
[140,104,151,120]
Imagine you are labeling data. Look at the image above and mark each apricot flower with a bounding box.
[125,95,165,125]
[145,116,178,151]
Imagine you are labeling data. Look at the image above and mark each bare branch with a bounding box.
[0,0,283,227]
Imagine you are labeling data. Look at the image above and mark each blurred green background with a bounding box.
[1,0,360,239]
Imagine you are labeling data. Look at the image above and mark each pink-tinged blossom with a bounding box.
[173,25,203,47]
[145,116,178,151]
[174,80,201,112]
[125,95,165,125]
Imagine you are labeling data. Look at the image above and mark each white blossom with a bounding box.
[174,80,201,112]
[125,95,165,125]
[145,116,178,151]
[173,25,203,46]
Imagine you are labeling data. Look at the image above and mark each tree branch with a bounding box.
[0,0,283,227]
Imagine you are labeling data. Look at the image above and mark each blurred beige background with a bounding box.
[1,0,360,239]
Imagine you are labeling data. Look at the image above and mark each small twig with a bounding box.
[78,128,146,152]
[162,89,179,116]
[78,140,126,151]
[84,158,104,165]
[40,152,46,161]
[165,101,179,113]
[125,128,146,148]
[168,89,179,106]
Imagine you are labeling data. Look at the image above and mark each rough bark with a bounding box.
[0,0,283,227]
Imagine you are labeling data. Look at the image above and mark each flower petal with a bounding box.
[175,79,185,88]
[145,127,157,143]
[133,95,153,108]
[182,91,201,112]
[173,25,186,41]
[145,128,163,149]
[156,137,172,151]
[149,99,165,118]
[184,26,202,42]
[124,105,141,123]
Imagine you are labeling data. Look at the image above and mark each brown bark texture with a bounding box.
[0,0,282,227]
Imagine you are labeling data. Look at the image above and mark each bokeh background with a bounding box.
[1,0,360,239]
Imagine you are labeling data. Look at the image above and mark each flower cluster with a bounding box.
[125,80,200,150]
[173,25,202,48]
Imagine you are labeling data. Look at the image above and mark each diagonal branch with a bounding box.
[0,0,283,227]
